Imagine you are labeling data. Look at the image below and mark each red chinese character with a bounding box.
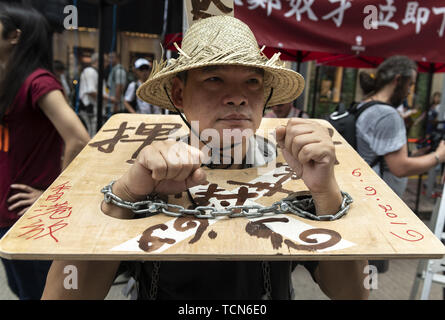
[18,219,46,240]
[46,201,73,219]
[45,192,65,203]
[49,181,72,194]
[28,201,73,220]
[18,218,69,242]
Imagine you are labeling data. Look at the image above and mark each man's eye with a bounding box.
[206,77,221,82]
[247,78,261,85]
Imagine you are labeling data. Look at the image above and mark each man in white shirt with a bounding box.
[124,58,162,115]
[107,51,127,116]
[79,53,115,136]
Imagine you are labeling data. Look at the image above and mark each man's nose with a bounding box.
[222,87,248,107]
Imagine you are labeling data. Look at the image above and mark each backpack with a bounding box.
[327,100,391,176]
[129,81,140,113]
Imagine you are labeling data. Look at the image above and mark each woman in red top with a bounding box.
[0,3,90,299]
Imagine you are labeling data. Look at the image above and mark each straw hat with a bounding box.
[137,15,305,111]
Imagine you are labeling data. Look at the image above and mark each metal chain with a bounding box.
[101,181,353,222]
[149,261,160,300]
[261,261,272,300]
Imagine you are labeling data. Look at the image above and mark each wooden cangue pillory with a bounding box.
[0,114,444,261]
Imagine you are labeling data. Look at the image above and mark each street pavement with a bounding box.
[0,177,443,300]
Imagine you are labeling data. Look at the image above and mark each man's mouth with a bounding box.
[219,113,251,121]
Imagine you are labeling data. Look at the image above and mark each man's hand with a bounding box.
[275,118,338,194]
[7,184,43,216]
[435,140,445,162]
[411,145,431,157]
[116,140,208,201]
[106,96,117,104]
[112,101,119,113]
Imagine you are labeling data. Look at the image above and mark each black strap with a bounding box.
[369,155,384,177]
[134,82,140,99]
[352,100,391,120]
[369,156,381,168]
[262,87,274,116]
[129,82,140,111]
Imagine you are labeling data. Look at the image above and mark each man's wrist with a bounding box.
[101,180,142,219]
[113,179,149,202]
[434,153,441,165]
[310,181,343,216]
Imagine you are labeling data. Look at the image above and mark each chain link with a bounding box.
[149,261,160,300]
[101,181,353,221]
[261,261,272,300]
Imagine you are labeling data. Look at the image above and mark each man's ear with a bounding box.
[393,74,401,85]
[8,29,21,45]
[171,77,185,112]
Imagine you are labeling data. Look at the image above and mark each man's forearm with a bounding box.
[396,153,439,177]
[316,260,369,300]
[123,101,136,113]
[311,178,342,215]
[310,178,369,300]
[113,85,124,112]
[87,92,98,99]
[42,260,120,300]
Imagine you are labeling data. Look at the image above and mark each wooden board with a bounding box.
[0,114,444,261]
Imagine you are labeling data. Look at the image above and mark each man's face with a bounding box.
[172,65,265,146]
[109,53,118,66]
[272,102,292,118]
[390,69,417,107]
[135,65,151,82]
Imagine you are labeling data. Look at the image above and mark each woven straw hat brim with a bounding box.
[137,62,305,112]
[136,15,305,111]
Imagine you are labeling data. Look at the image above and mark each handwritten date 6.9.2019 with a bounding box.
[351,168,424,242]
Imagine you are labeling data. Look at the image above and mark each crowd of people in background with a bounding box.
[78,52,116,137]
[55,51,167,137]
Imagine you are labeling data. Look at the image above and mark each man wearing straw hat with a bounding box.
[42,16,369,300]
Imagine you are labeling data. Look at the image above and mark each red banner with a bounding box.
[234,0,445,65]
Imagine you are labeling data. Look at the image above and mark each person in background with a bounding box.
[264,101,309,118]
[0,3,90,299]
[124,58,162,115]
[53,60,71,101]
[357,56,445,275]
[357,56,445,198]
[103,52,111,82]
[431,92,445,131]
[79,52,116,137]
[396,99,418,133]
[413,92,442,135]
[107,51,126,116]
[432,92,442,114]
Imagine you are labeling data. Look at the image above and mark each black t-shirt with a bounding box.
[130,259,318,300]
